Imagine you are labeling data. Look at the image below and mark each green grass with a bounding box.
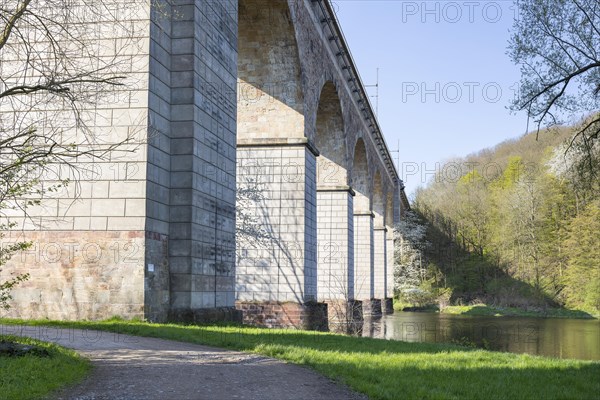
[2,318,599,400]
[442,305,597,319]
[393,299,439,312]
[393,299,409,311]
[0,335,90,400]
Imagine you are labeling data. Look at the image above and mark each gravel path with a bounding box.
[1,325,367,400]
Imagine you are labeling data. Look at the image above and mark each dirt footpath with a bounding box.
[1,325,366,400]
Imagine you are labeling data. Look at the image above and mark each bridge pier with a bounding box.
[375,226,393,315]
[316,187,357,331]
[382,298,394,314]
[385,229,396,314]
[312,81,357,330]
[235,141,328,329]
[373,226,387,300]
[324,299,364,334]
[361,299,383,319]
[235,141,318,304]
[316,188,354,301]
[353,213,375,299]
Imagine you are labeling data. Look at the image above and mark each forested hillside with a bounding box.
[398,125,600,315]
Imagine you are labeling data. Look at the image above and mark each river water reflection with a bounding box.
[361,312,600,360]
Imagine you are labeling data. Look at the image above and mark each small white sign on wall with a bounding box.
[148,264,155,272]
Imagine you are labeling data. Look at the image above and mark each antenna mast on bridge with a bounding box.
[365,67,380,117]
[390,139,401,178]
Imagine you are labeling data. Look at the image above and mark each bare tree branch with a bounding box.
[0,0,31,50]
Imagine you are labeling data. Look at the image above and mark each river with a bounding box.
[361,312,600,360]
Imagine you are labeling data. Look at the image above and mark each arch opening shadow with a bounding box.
[315,82,347,187]
[237,0,304,141]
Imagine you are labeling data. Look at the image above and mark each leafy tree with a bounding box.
[412,126,598,311]
[562,200,600,313]
[0,273,29,310]
[548,139,600,210]
[509,0,600,148]
[394,211,430,303]
[456,170,490,257]
[536,173,573,298]
[509,0,600,200]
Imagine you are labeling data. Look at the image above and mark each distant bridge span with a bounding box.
[235,0,407,326]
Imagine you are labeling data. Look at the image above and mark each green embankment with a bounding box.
[0,335,90,400]
[393,299,597,319]
[1,318,598,400]
[400,127,600,316]
[441,305,597,318]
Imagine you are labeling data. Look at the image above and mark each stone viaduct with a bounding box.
[0,0,409,330]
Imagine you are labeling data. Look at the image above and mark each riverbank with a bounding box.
[442,305,598,319]
[0,334,90,399]
[1,318,598,400]
[394,301,597,319]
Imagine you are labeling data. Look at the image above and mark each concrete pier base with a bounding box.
[362,317,385,339]
[325,300,364,334]
[168,307,243,324]
[361,299,382,318]
[236,301,328,331]
[382,298,394,314]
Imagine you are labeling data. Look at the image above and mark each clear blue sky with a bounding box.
[334,0,529,196]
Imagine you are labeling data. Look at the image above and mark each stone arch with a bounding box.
[237,0,304,140]
[351,138,370,212]
[315,81,347,187]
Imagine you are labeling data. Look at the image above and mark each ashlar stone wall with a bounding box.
[1,0,239,322]
[0,0,152,320]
